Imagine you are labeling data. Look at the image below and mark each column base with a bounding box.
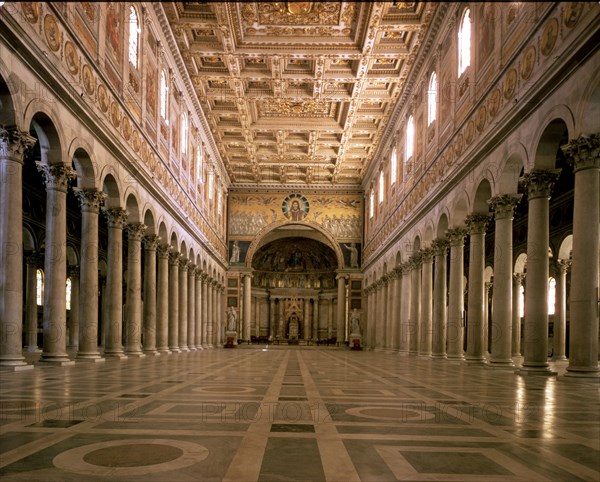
[551,355,568,362]
[180,346,190,352]
[0,360,34,371]
[157,349,172,355]
[170,348,182,353]
[418,353,432,358]
[125,351,146,358]
[143,350,160,356]
[486,359,515,369]
[516,365,557,376]
[431,354,447,359]
[76,353,106,363]
[188,346,197,351]
[27,347,42,353]
[465,356,485,364]
[37,356,75,366]
[104,352,128,360]
[563,366,600,382]
[208,344,214,349]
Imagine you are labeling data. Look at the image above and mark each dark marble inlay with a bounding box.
[259,437,325,481]
[271,423,315,433]
[27,419,84,428]
[83,443,183,467]
[117,393,150,398]
[401,451,513,475]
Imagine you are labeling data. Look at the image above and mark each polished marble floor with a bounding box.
[1,347,598,482]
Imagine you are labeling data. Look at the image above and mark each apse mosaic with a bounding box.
[228,191,362,240]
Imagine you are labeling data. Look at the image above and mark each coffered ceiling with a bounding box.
[163,2,438,187]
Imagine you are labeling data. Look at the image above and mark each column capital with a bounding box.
[126,222,147,240]
[519,169,561,199]
[336,273,347,282]
[178,258,190,271]
[143,234,160,250]
[157,243,171,258]
[561,133,600,172]
[188,264,196,273]
[102,207,128,228]
[200,272,209,281]
[513,272,525,285]
[556,258,571,273]
[465,213,491,234]
[409,252,423,269]
[431,238,449,256]
[36,163,77,192]
[488,193,523,219]
[73,187,107,213]
[194,267,203,279]
[68,266,80,278]
[446,226,468,245]
[0,127,37,161]
[420,247,434,262]
[168,251,181,266]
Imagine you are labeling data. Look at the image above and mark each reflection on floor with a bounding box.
[1,347,599,481]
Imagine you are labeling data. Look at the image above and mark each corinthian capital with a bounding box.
[126,222,147,240]
[561,133,600,172]
[0,127,37,161]
[487,194,522,219]
[519,169,561,199]
[73,188,107,212]
[36,163,77,192]
[102,207,128,228]
[446,227,468,245]
[465,213,491,235]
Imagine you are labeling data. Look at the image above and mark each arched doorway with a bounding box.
[251,235,339,343]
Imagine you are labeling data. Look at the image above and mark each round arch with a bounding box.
[244,220,345,270]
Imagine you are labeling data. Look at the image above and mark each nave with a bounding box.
[1,348,598,481]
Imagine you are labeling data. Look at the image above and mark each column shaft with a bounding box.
[552,261,569,361]
[156,245,171,354]
[409,258,421,355]
[125,223,146,357]
[399,266,411,354]
[201,276,209,348]
[178,259,189,351]
[243,274,252,341]
[142,236,159,355]
[168,253,180,352]
[447,228,466,359]
[25,256,40,352]
[432,240,449,358]
[512,274,524,356]
[67,269,80,349]
[420,250,433,356]
[336,275,346,344]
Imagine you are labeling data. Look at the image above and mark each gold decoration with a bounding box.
[110,101,121,128]
[82,64,95,97]
[43,14,62,52]
[520,46,536,80]
[563,3,583,29]
[540,18,559,57]
[122,116,131,141]
[503,68,517,100]
[97,84,109,113]
[475,105,486,132]
[132,130,140,153]
[64,41,79,76]
[487,89,501,118]
[21,3,39,24]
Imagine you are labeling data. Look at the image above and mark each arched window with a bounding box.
[369,189,374,218]
[519,284,525,318]
[405,115,414,161]
[128,6,140,68]
[390,146,397,185]
[428,71,437,126]
[66,277,72,311]
[378,171,384,203]
[196,144,203,184]
[180,111,188,155]
[458,8,471,76]
[208,165,214,200]
[36,269,44,306]
[548,277,556,315]
[160,70,169,124]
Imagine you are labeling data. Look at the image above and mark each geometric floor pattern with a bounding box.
[1,347,598,481]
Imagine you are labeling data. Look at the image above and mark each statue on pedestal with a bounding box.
[349,309,362,351]
[225,307,238,348]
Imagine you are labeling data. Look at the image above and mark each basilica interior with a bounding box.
[1,2,599,481]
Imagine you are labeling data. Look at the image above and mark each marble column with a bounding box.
[336,274,346,344]
[385,273,394,350]
[409,254,422,355]
[562,135,600,378]
[254,296,261,338]
[375,275,387,351]
[518,169,561,375]
[201,274,209,348]
[243,274,252,341]
[419,248,434,357]
[142,235,159,355]
[432,239,449,358]
[364,287,372,347]
[195,269,203,349]
[99,277,107,348]
[327,298,334,339]
[156,244,171,354]
[216,284,224,346]
[125,222,146,357]
[102,207,128,359]
[552,259,570,361]
[0,127,36,370]
[447,228,467,360]
[392,269,402,351]
[186,265,196,350]
[74,188,105,362]
[399,264,411,354]
[206,280,214,348]
[168,252,181,352]
[67,266,80,350]
[313,297,319,341]
[304,298,311,340]
[488,194,521,367]
[269,297,276,339]
[465,214,491,364]
[36,163,77,365]
[178,258,189,351]
[25,254,41,352]
[212,282,219,346]
[512,273,525,357]
[484,282,493,355]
